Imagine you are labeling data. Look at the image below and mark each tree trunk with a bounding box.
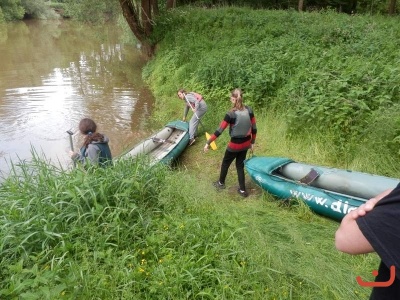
[298,0,304,11]
[152,0,159,15]
[141,0,152,36]
[388,0,396,14]
[119,0,145,41]
[118,0,155,57]
[166,0,175,9]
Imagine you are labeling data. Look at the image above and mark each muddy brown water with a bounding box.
[0,19,157,179]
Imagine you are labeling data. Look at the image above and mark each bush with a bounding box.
[22,0,59,19]
[0,0,25,21]
[145,8,400,158]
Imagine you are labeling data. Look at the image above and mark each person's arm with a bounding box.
[70,149,85,164]
[194,97,200,112]
[335,209,375,255]
[335,188,394,254]
[204,114,230,152]
[187,93,197,113]
[246,107,257,151]
[250,112,257,144]
[183,94,196,120]
[183,104,189,121]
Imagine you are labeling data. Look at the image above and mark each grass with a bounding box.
[3,7,399,300]
[0,124,380,299]
[161,105,387,299]
[145,7,400,166]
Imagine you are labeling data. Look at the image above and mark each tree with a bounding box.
[166,0,175,9]
[298,0,304,11]
[119,0,158,57]
[21,0,59,19]
[388,0,396,14]
[0,0,25,21]
[65,0,120,23]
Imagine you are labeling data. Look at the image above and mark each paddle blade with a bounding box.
[205,132,217,150]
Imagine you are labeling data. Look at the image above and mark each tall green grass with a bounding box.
[144,8,400,164]
[2,7,399,300]
[0,144,378,299]
[0,152,169,298]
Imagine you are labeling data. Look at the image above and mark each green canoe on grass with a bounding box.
[245,156,400,221]
[119,120,189,165]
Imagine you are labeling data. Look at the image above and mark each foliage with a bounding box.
[357,0,398,14]
[353,103,400,174]
[64,0,120,23]
[0,8,4,23]
[0,0,25,21]
[0,152,168,298]
[46,2,66,10]
[0,0,61,21]
[2,8,399,299]
[0,151,377,299]
[21,0,59,19]
[176,0,397,15]
[145,8,400,160]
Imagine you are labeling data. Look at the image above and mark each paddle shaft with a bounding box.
[183,93,206,129]
[183,93,200,119]
[183,93,217,150]
[67,130,74,151]
[66,130,76,167]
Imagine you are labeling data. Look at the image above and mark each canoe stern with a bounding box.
[159,120,189,164]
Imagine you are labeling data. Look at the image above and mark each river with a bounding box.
[0,19,156,180]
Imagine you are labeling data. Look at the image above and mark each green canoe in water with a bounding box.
[245,156,400,221]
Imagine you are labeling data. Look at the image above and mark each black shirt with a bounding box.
[357,183,400,299]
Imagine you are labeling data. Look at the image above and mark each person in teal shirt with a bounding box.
[69,118,112,166]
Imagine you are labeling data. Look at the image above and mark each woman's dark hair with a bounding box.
[79,118,97,135]
[178,88,187,94]
[79,118,105,148]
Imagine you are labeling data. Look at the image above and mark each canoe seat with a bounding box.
[299,168,320,185]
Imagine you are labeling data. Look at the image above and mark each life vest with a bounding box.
[230,107,252,138]
[190,92,203,101]
[186,92,203,109]
[80,143,112,167]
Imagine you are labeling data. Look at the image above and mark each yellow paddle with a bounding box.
[183,93,217,150]
[205,132,217,150]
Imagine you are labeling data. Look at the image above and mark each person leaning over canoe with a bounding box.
[69,118,112,167]
[204,88,257,198]
[335,186,400,299]
[177,89,207,146]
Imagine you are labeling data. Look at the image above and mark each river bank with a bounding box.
[145,7,400,179]
[0,20,156,179]
[1,8,398,299]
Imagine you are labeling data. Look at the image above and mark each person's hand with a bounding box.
[69,151,77,159]
[204,143,209,152]
[348,197,380,220]
[182,117,186,122]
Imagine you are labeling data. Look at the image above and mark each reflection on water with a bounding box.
[0,19,155,179]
